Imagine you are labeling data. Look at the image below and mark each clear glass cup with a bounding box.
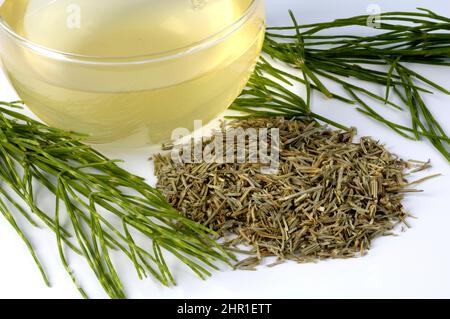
[0,0,265,146]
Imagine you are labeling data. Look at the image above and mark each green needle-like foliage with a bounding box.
[233,8,450,160]
[0,102,231,298]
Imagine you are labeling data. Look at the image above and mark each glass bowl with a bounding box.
[0,0,265,146]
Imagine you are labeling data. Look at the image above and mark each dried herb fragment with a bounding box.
[155,118,434,267]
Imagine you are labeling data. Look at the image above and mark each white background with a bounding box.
[0,0,449,299]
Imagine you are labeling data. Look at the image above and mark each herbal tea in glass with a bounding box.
[0,0,265,145]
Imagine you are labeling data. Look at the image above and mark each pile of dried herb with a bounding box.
[155,118,436,268]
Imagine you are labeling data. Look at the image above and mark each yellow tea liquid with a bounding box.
[0,0,265,145]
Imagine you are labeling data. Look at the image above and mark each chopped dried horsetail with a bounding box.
[155,118,436,267]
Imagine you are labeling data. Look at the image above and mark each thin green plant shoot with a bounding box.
[232,8,450,160]
[0,102,232,299]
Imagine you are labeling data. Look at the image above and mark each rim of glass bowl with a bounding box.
[0,0,262,65]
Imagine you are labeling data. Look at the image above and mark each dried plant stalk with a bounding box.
[154,118,434,268]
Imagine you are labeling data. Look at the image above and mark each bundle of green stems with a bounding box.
[0,102,231,298]
[232,8,450,160]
